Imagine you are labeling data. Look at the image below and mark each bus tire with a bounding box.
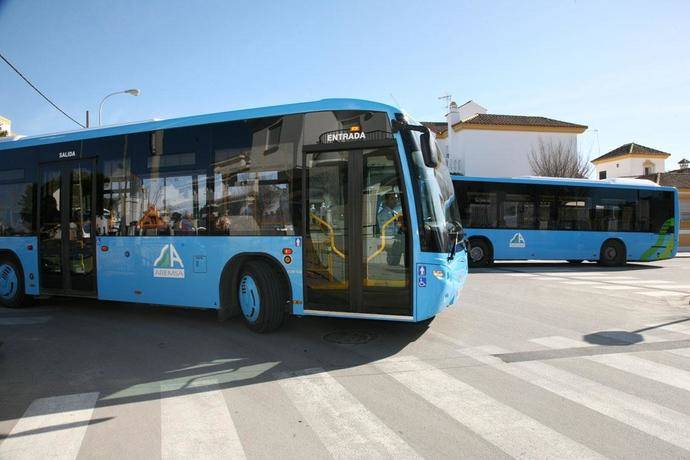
[0,257,31,309]
[468,238,492,267]
[237,260,286,333]
[599,240,626,267]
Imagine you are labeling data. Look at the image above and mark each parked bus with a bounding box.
[0,99,467,331]
[453,175,678,267]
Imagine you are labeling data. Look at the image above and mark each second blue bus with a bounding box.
[453,175,678,267]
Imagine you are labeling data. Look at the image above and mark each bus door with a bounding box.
[38,160,97,295]
[303,146,411,316]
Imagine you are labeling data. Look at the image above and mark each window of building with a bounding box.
[599,170,607,180]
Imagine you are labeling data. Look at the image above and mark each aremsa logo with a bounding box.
[509,233,526,248]
[153,244,185,279]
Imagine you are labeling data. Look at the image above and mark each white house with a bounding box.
[423,101,588,177]
[591,143,671,179]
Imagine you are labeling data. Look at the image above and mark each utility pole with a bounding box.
[85,110,90,128]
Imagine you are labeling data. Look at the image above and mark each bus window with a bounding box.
[0,168,34,236]
[210,116,301,236]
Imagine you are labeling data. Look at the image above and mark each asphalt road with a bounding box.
[1,255,690,459]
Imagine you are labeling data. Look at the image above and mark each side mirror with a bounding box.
[420,130,438,168]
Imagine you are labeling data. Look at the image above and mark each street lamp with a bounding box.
[98,88,141,126]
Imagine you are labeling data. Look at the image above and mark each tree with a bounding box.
[0,130,7,137]
[528,138,593,178]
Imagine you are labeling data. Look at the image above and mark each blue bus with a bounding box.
[453,175,678,267]
[0,99,467,331]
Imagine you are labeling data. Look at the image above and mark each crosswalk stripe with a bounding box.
[376,356,604,459]
[160,379,246,460]
[279,369,420,459]
[591,285,634,290]
[635,291,687,298]
[561,281,604,285]
[459,345,690,452]
[0,392,99,460]
[669,348,690,358]
[660,323,690,334]
[530,336,690,392]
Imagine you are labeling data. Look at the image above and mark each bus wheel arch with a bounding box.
[468,237,493,267]
[599,239,627,266]
[0,250,31,308]
[219,253,291,331]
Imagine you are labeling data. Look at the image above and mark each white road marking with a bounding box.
[160,379,246,460]
[635,291,688,298]
[0,316,52,326]
[459,345,690,452]
[634,280,675,284]
[528,276,568,281]
[660,323,690,334]
[570,276,637,280]
[505,273,535,277]
[376,356,604,459]
[279,369,420,459]
[531,336,690,392]
[591,285,635,290]
[669,348,690,358]
[0,392,99,460]
[561,281,604,285]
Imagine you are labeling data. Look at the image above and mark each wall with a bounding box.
[446,129,578,177]
[595,157,666,179]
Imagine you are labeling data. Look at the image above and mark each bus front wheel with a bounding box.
[468,238,493,267]
[237,260,286,333]
[0,258,31,308]
[599,240,626,267]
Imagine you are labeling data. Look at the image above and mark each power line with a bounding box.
[0,51,85,128]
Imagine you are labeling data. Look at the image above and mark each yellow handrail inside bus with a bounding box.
[367,213,401,262]
[309,212,346,259]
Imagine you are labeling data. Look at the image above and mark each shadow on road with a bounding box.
[0,299,428,421]
[469,261,664,274]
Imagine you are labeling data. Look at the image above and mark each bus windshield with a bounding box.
[403,128,462,253]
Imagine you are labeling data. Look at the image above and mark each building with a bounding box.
[423,100,587,177]
[592,143,671,179]
[0,115,10,137]
[638,159,690,251]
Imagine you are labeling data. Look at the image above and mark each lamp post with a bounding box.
[98,89,141,126]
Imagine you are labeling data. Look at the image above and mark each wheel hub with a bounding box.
[0,264,18,300]
[238,275,260,322]
[470,246,484,262]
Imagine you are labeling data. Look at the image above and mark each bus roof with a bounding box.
[451,174,677,191]
[0,98,401,151]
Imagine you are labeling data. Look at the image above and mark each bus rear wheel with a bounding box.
[237,260,286,333]
[468,238,492,268]
[0,258,30,308]
[599,240,626,267]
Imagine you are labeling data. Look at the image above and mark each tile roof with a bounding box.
[461,113,587,129]
[592,142,671,163]
[429,114,588,136]
[637,169,690,189]
[421,121,447,134]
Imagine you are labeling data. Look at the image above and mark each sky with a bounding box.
[1,0,689,168]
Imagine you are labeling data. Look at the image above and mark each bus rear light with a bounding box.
[282,248,293,255]
[101,245,109,252]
